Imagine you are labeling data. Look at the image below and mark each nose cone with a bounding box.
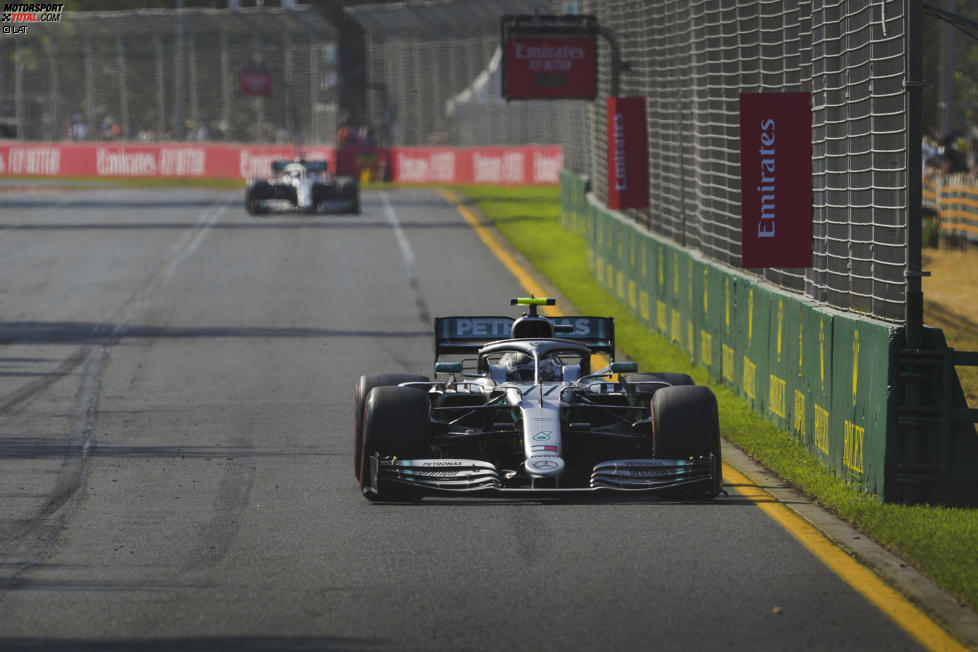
[525,454,565,478]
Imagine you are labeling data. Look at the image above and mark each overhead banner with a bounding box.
[739,92,813,268]
[502,37,597,99]
[605,97,649,210]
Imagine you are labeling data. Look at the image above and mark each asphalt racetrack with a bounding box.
[0,187,924,650]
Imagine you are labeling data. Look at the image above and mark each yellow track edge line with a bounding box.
[439,185,966,652]
[722,463,966,652]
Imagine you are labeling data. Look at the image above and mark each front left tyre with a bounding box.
[651,384,722,498]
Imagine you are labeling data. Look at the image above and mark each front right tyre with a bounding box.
[360,385,431,501]
[245,180,269,215]
[354,373,428,481]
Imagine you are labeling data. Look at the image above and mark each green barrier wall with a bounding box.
[561,170,978,503]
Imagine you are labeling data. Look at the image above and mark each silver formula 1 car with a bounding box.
[355,297,723,500]
[245,158,360,215]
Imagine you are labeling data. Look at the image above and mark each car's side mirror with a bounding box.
[434,361,463,375]
[609,361,638,374]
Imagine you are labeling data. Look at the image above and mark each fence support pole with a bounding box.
[14,39,24,139]
[174,7,184,139]
[308,32,318,143]
[116,35,129,140]
[189,30,198,138]
[596,24,629,98]
[903,0,926,503]
[221,28,230,142]
[84,34,94,137]
[47,38,59,141]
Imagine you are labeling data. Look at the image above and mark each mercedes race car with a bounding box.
[355,297,723,501]
[245,158,360,215]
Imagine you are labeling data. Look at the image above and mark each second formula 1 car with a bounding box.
[245,157,360,215]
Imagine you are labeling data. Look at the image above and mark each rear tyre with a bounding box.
[361,386,431,501]
[626,372,694,389]
[651,385,722,498]
[309,184,324,213]
[354,373,428,480]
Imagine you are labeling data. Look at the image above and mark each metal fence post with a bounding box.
[174,9,184,139]
[14,38,24,139]
[83,34,94,137]
[221,27,230,142]
[903,0,927,503]
[252,26,264,141]
[283,30,294,142]
[155,35,165,140]
[47,38,60,141]
[188,30,198,138]
[116,35,129,140]
[308,31,318,143]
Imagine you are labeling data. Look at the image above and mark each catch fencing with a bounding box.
[2,2,919,323]
[2,1,580,150]
[555,0,911,323]
[0,6,337,145]
[348,0,581,148]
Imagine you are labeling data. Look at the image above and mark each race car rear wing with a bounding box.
[434,316,615,357]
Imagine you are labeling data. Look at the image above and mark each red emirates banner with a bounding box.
[0,143,562,184]
[739,92,813,268]
[503,37,597,99]
[605,97,649,210]
[388,146,562,184]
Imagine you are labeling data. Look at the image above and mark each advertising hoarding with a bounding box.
[739,92,813,268]
[605,97,649,210]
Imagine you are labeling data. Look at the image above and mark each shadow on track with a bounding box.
[0,322,430,346]
[0,636,395,651]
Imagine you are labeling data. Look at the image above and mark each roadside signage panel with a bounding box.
[739,92,813,268]
[503,37,597,99]
[605,96,649,210]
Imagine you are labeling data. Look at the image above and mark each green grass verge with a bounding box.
[452,183,978,613]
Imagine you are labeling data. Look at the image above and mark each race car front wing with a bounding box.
[364,455,718,497]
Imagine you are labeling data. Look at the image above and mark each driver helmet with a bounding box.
[538,355,563,381]
[501,352,534,382]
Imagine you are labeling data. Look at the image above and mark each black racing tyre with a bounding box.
[626,372,694,388]
[310,184,325,213]
[245,180,269,215]
[354,373,428,480]
[360,385,431,500]
[651,385,722,497]
[342,181,361,214]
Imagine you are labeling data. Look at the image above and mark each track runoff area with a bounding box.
[437,188,968,652]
